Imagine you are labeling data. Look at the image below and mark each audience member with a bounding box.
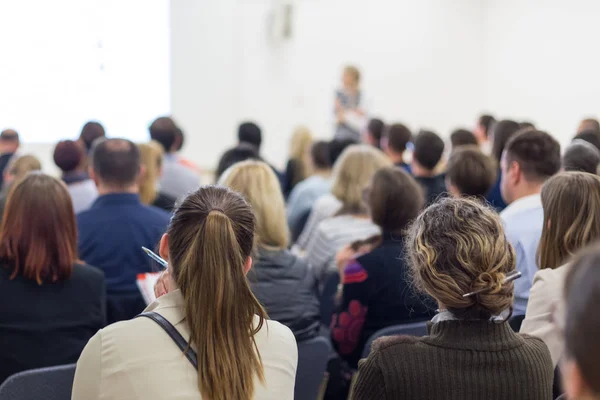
[238,121,263,150]
[573,129,600,151]
[335,65,365,141]
[520,121,536,130]
[445,146,497,198]
[331,167,431,368]
[562,139,600,174]
[0,173,105,383]
[73,186,297,400]
[287,141,332,236]
[474,114,495,154]
[77,138,170,323]
[53,140,98,213]
[284,126,313,197]
[363,118,384,148]
[382,123,412,172]
[0,129,20,189]
[500,129,561,315]
[303,145,390,283]
[215,143,261,181]
[450,128,478,150]
[0,154,42,219]
[577,117,600,134]
[353,197,553,400]
[521,172,600,367]
[219,161,320,341]
[411,130,446,204]
[172,127,202,174]
[138,141,176,211]
[487,119,521,210]
[561,246,600,400]
[79,121,106,153]
[149,116,200,199]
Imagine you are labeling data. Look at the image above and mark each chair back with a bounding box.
[0,364,76,400]
[295,336,331,400]
[319,273,340,326]
[362,321,429,358]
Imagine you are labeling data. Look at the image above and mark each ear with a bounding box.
[243,256,253,275]
[510,161,522,185]
[159,233,170,261]
[88,166,99,186]
[138,164,146,182]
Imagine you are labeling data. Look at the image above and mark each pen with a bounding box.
[462,270,522,298]
[142,246,168,269]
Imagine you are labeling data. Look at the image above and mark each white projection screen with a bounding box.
[0,0,170,142]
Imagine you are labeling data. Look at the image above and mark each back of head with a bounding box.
[406,197,515,319]
[519,121,536,130]
[167,186,266,400]
[215,144,261,182]
[7,155,42,181]
[538,172,600,270]
[53,140,84,173]
[450,129,478,149]
[367,118,385,146]
[0,173,77,284]
[79,121,105,152]
[138,141,164,204]
[577,117,600,134]
[490,119,520,162]
[328,138,357,166]
[478,114,496,139]
[386,123,412,153]
[369,167,424,234]
[219,160,289,249]
[149,116,179,153]
[563,140,600,174]
[564,246,600,397]
[289,126,313,160]
[573,129,600,152]
[331,145,392,213]
[311,141,331,171]
[446,147,497,197]
[503,129,561,184]
[413,130,444,171]
[238,122,262,150]
[90,138,140,189]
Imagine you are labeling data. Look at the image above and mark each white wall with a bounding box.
[482,0,600,146]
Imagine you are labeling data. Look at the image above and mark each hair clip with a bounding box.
[462,270,522,298]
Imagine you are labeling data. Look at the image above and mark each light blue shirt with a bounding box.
[500,194,544,315]
[286,175,331,230]
[159,154,200,200]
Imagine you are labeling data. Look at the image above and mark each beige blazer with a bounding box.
[72,290,298,399]
[520,265,569,367]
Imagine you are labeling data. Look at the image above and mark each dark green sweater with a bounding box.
[352,320,553,400]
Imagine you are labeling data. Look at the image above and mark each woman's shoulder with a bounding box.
[254,318,298,353]
[532,265,569,289]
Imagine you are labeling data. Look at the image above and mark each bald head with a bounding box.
[149,116,179,153]
[90,138,140,190]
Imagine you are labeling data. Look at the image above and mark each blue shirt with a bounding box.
[77,193,171,294]
[500,194,543,315]
[486,170,507,212]
[286,175,331,230]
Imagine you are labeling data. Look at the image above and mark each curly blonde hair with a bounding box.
[406,197,516,319]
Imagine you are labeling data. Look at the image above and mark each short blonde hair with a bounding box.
[7,155,42,180]
[344,65,361,83]
[138,141,164,205]
[331,145,391,214]
[219,161,289,249]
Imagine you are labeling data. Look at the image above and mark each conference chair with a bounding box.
[361,321,429,358]
[295,336,331,400]
[0,364,76,400]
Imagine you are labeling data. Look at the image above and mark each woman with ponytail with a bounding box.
[72,186,298,400]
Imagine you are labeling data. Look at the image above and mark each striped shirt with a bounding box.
[296,194,342,249]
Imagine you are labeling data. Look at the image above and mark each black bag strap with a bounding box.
[136,311,198,369]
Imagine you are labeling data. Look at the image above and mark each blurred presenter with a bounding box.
[334,65,367,141]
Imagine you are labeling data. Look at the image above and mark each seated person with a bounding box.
[411,130,446,205]
[445,146,497,199]
[237,121,284,186]
[562,139,600,174]
[138,141,176,211]
[0,154,42,220]
[486,119,521,211]
[573,129,600,152]
[220,161,320,341]
[53,140,98,213]
[0,173,105,383]
[0,129,20,189]
[331,167,432,368]
[450,128,478,150]
[362,118,385,149]
[352,197,554,400]
[283,126,313,197]
[215,142,262,181]
[77,138,170,323]
[382,123,412,172]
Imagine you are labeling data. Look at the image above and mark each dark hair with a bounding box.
[79,121,105,152]
[504,130,561,183]
[478,115,496,138]
[413,130,444,170]
[367,119,385,146]
[574,130,600,152]
[386,123,412,153]
[53,140,84,173]
[0,173,77,284]
[328,138,357,166]
[519,121,536,130]
[174,128,184,152]
[369,167,424,234]
[215,144,261,181]
[564,244,600,393]
[311,141,331,170]
[446,147,497,197]
[0,129,19,142]
[563,140,600,174]
[491,119,520,162]
[168,186,267,400]
[91,138,140,187]
[238,122,262,150]
[149,116,179,152]
[450,129,478,148]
